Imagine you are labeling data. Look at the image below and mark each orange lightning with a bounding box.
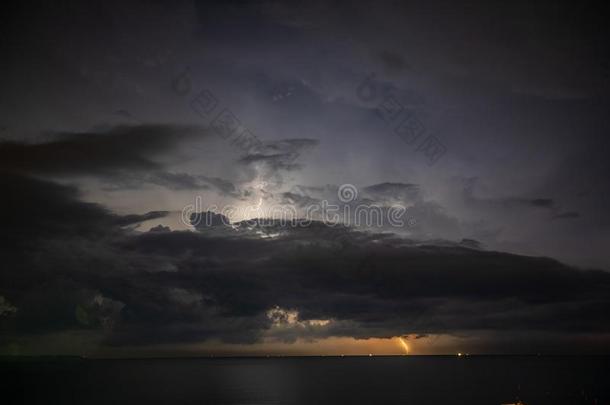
[398,337,410,355]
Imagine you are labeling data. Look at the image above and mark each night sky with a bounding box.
[1,0,610,356]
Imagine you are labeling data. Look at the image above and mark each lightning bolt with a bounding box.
[398,337,410,354]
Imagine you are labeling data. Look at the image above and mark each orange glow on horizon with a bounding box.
[77,334,475,358]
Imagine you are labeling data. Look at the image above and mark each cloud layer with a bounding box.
[1,172,609,354]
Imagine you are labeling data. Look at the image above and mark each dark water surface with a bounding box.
[2,356,609,404]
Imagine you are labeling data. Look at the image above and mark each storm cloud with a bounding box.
[1,173,609,353]
[2,0,610,357]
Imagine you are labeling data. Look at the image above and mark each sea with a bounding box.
[2,355,609,404]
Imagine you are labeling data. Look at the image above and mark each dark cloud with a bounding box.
[190,211,231,230]
[280,191,321,208]
[98,171,242,200]
[240,153,301,171]
[143,171,210,190]
[2,0,610,356]
[0,296,17,317]
[278,181,460,240]
[553,211,581,220]
[462,180,557,211]
[199,175,239,196]
[115,211,169,227]
[363,182,420,204]
[1,173,609,353]
[238,138,319,190]
[1,172,115,240]
[239,139,318,172]
[0,124,251,196]
[529,198,554,208]
[378,50,412,73]
[149,224,171,233]
[0,124,203,177]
